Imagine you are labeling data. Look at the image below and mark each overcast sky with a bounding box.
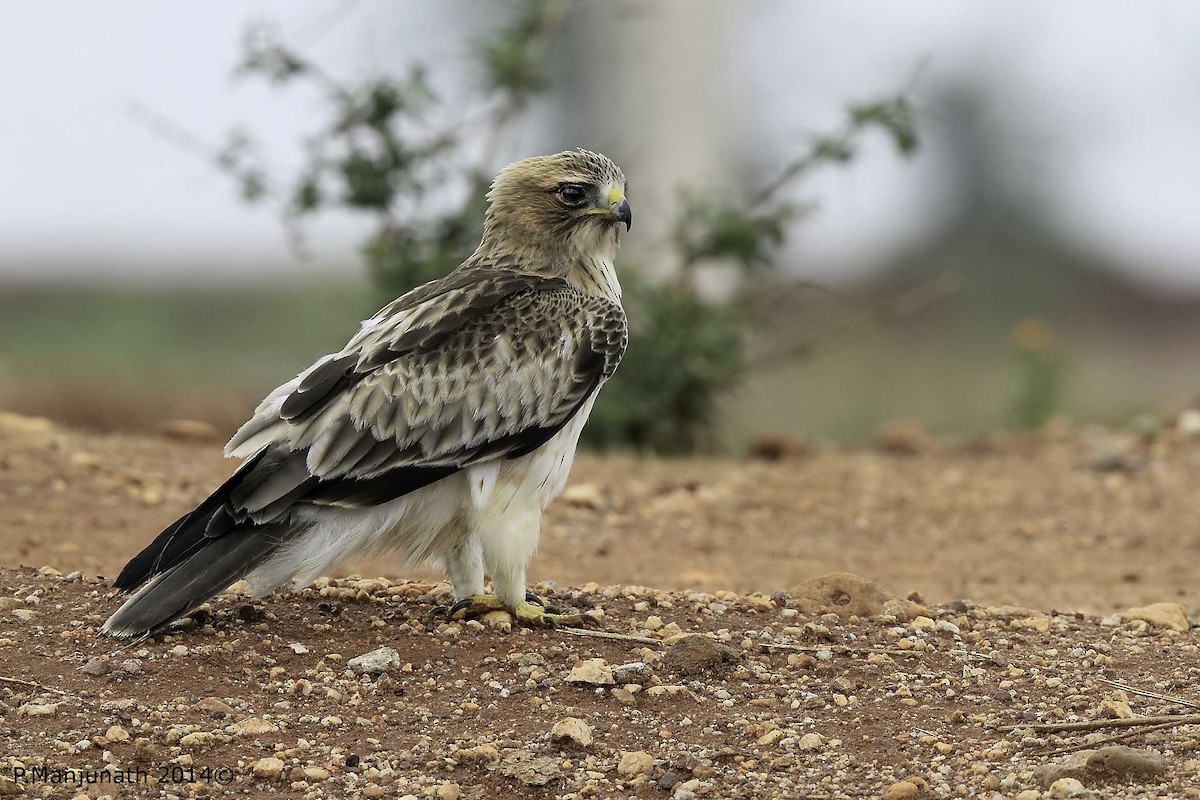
[2,1,1199,292]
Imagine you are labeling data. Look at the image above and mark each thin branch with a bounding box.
[998,714,1200,733]
[1039,720,1179,757]
[1098,677,1200,712]
[558,628,663,646]
[0,675,72,697]
[759,642,922,658]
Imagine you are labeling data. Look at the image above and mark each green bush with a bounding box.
[215,1,917,453]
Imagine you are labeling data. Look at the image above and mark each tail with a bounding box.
[101,522,291,637]
[102,449,302,637]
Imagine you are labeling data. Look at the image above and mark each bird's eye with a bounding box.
[558,184,587,206]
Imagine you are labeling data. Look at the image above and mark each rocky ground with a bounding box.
[2,411,1200,798]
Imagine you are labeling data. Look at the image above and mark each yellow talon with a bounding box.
[446,595,594,629]
[513,599,591,629]
[447,594,505,620]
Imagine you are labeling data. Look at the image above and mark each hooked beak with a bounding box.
[609,196,632,231]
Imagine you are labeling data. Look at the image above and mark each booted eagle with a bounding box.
[104,150,631,636]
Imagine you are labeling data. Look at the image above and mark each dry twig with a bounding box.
[999,714,1200,733]
[759,642,921,657]
[1098,677,1200,711]
[1040,720,1180,757]
[0,675,72,697]
[557,628,663,646]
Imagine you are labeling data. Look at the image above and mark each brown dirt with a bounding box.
[2,413,1200,798]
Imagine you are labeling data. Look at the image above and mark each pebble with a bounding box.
[567,658,614,685]
[611,661,653,681]
[1120,602,1190,632]
[228,717,278,735]
[499,750,562,786]
[1049,776,1086,798]
[550,717,594,749]
[105,725,129,742]
[1099,698,1134,719]
[302,766,329,781]
[1036,745,1165,786]
[195,697,235,716]
[80,657,111,676]
[252,757,285,780]
[347,646,402,674]
[662,634,738,676]
[881,779,928,799]
[618,750,655,777]
[157,418,220,442]
[18,703,58,717]
[1178,408,1200,437]
[798,733,824,751]
[561,482,605,509]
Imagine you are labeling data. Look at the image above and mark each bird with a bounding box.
[102,149,631,637]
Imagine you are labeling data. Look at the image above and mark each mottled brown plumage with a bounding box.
[104,150,631,636]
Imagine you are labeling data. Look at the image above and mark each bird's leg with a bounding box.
[444,505,593,628]
[431,532,485,618]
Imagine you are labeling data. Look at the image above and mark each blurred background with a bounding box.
[3,0,1199,453]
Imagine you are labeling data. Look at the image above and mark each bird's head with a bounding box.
[481,149,630,264]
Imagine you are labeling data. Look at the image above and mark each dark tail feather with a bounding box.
[112,447,273,592]
[101,522,291,637]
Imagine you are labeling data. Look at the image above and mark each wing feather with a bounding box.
[219,267,626,521]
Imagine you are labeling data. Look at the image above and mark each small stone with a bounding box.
[11,608,37,622]
[789,572,927,621]
[1120,602,1189,632]
[1016,792,1041,800]
[561,483,604,509]
[882,779,929,800]
[69,451,100,468]
[1049,777,1086,798]
[229,717,278,735]
[550,717,593,749]
[480,610,513,630]
[179,731,214,748]
[252,757,285,780]
[567,658,614,685]
[662,634,739,677]
[436,784,462,800]
[757,729,783,746]
[618,750,655,777]
[80,658,111,676]
[362,787,385,799]
[1178,408,1200,437]
[195,697,236,716]
[499,750,561,786]
[105,725,130,742]
[910,616,936,632]
[611,661,653,682]
[1099,698,1135,719]
[158,418,220,442]
[876,420,932,455]
[302,766,329,781]
[1036,745,1165,787]
[120,659,142,674]
[798,732,824,751]
[347,646,402,674]
[18,703,58,717]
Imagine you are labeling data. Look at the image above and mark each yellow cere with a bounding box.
[607,186,625,208]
